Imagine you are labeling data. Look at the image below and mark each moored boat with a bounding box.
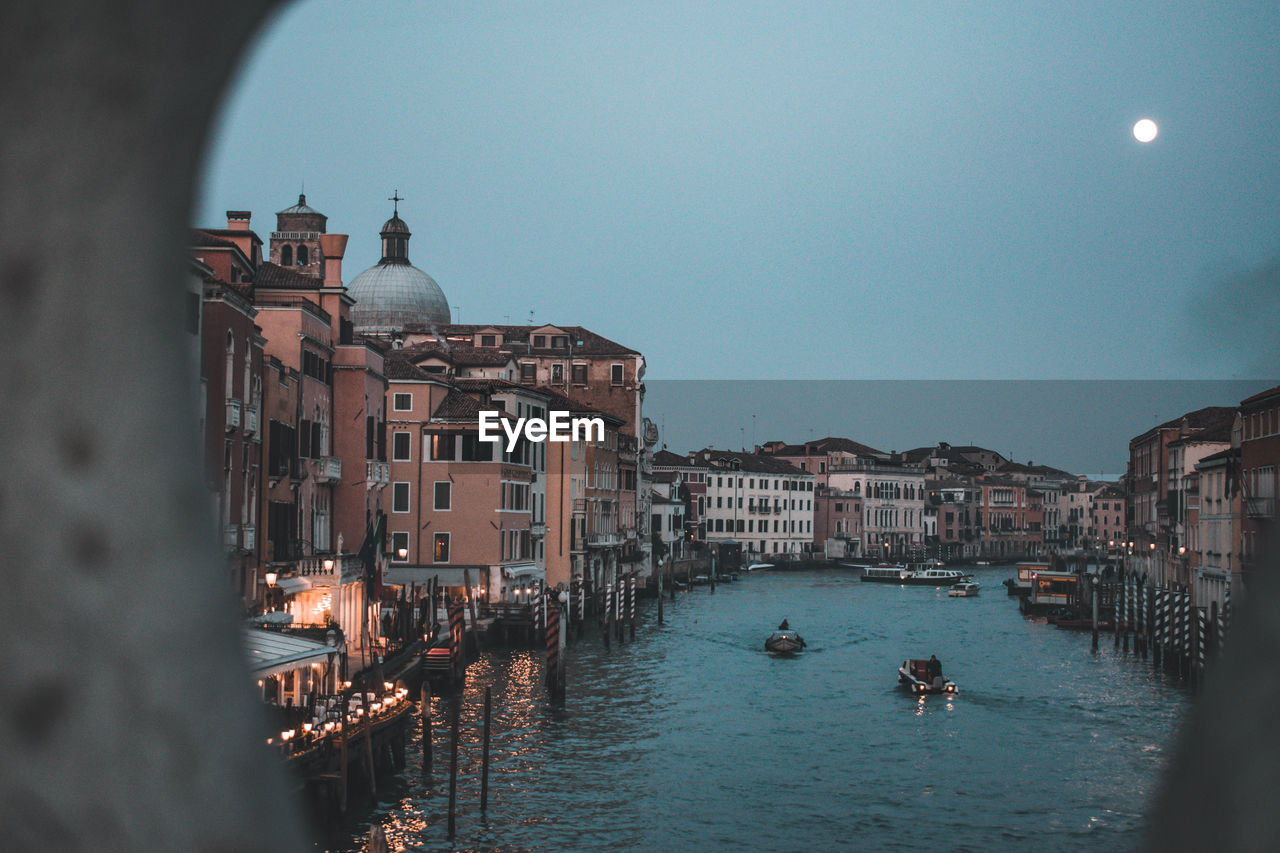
[898,658,957,694]
[764,629,806,654]
[948,581,981,597]
[743,562,774,572]
[859,563,910,582]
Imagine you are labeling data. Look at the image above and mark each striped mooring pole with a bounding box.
[1153,587,1166,670]
[628,572,637,640]
[546,591,563,703]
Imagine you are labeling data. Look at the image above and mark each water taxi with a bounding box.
[862,564,972,586]
[764,630,806,655]
[948,581,981,597]
[898,658,957,694]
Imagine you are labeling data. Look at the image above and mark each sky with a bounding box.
[198,0,1280,384]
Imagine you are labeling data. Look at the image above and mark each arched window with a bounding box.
[280,244,292,266]
[296,245,308,265]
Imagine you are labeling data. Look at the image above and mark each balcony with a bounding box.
[587,532,622,548]
[365,459,390,487]
[311,456,342,484]
[225,398,242,432]
[292,553,363,584]
[224,523,239,550]
[1246,497,1275,520]
[530,521,547,537]
[241,525,256,551]
[243,404,259,439]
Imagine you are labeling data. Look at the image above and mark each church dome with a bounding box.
[349,263,450,332]
[348,203,450,333]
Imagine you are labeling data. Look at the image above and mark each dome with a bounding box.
[381,214,411,235]
[348,262,450,333]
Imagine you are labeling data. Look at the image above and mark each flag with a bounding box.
[359,510,386,602]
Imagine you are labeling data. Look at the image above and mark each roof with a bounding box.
[348,262,450,332]
[401,340,514,368]
[190,229,241,251]
[1132,406,1238,446]
[401,323,640,357]
[242,627,336,679]
[382,353,435,382]
[674,447,816,476]
[1196,448,1238,466]
[430,389,489,422]
[254,262,322,291]
[276,193,324,216]
[1240,383,1280,407]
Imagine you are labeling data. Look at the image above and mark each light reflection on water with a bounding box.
[323,567,1188,852]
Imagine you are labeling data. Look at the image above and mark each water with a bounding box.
[322,566,1188,852]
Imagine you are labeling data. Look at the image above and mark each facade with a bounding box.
[828,458,925,560]
[1195,448,1239,612]
[1239,384,1280,586]
[928,479,982,561]
[814,486,865,560]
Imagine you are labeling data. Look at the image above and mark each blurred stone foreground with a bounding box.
[0,2,1274,851]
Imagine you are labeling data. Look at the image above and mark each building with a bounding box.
[1239,384,1280,588]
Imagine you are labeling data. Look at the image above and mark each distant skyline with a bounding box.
[199,1,1280,380]
[645,380,1273,479]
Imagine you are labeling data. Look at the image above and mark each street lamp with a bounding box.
[264,571,277,587]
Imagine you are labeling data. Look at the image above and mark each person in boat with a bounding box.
[777,618,790,631]
[926,655,942,681]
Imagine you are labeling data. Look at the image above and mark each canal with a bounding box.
[323,566,1189,852]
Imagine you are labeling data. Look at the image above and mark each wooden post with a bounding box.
[481,686,492,811]
[1091,574,1099,651]
[447,696,460,840]
[363,685,377,798]
[603,583,612,649]
[338,698,349,813]
[629,572,637,640]
[546,593,561,701]
[1122,572,1130,653]
[421,682,432,775]
[657,564,664,625]
[464,568,479,656]
[710,547,716,593]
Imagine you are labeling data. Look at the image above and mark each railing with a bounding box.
[530,522,547,536]
[365,460,390,486]
[242,525,256,551]
[243,404,259,438]
[1246,497,1275,519]
[311,456,342,484]
[270,231,320,241]
[224,523,239,549]
[225,398,242,432]
[587,532,621,547]
[292,553,363,583]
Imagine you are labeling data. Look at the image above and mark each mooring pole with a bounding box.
[481,686,491,811]
[629,572,637,640]
[657,561,664,625]
[603,582,612,649]
[447,697,460,840]
[1090,574,1099,651]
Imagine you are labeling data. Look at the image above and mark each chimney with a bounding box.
[226,210,252,231]
[319,233,348,287]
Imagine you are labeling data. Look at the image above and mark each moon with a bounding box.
[1133,118,1158,143]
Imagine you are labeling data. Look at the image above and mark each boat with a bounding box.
[1004,562,1044,597]
[859,563,910,582]
[862,564,972,586]
[764,630,806,655]
[690,574,711,586]
[743,562,773,572]
[898,659,957,694]
[948,581,981,597]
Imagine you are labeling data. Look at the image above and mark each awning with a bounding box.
[501,562,540,580]
[242,627,337,680]
[276,575,312,595]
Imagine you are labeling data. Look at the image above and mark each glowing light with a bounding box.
[1132,118,1158,143]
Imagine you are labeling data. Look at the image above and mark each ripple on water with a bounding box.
[327,567,1187,852]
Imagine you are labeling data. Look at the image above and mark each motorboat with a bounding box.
[765,630,806,655]
[743,562,774,572]
[859,563,910,582]
[948,581,981,597]
[898,659,957,694]
[862,564,972,586]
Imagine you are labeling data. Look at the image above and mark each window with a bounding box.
[611,363,624,385]
[296,245,308,265]
[392,482,410,513]
[393,392,412,411]
[550,363,564,384]
[280,244,292,266]
[429,432,456,461]
[433,533,450,563]
[533,335,547,348]
[434,481,451,510]
[552,335,569,349]
[571,363,587,385]
[520,362,536,382]
[461,434,494,461]
[392,431,411,462]
[480,334,496,347]
[390,531,409,562]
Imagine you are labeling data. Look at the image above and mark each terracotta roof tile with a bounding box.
[254,262,322,291]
